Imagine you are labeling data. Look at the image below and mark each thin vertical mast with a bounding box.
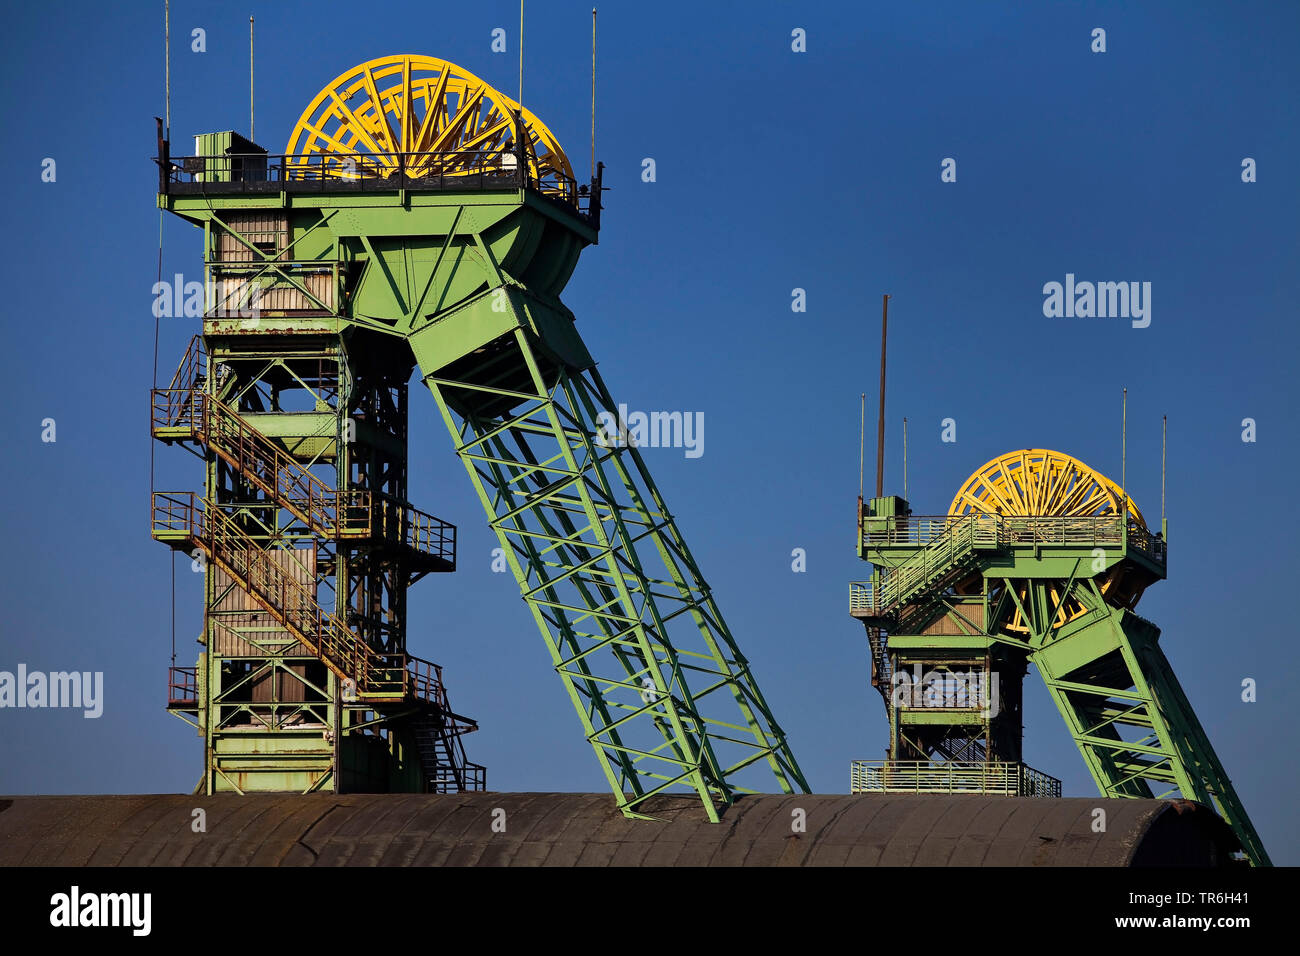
[858,393,865,501]
[1121,387,1128,507]
[875,294,889,498]
[164,0,170,137]
[903,417,909,501]
[249,17,255,140]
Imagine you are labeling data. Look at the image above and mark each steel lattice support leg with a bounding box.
[1034,596,1270,865]
[422,329,807,820]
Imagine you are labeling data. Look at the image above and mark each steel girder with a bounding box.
[162,127,797,816]
[860,487,1268,867]
[423,327,807,820]
[1022,578,1270,865]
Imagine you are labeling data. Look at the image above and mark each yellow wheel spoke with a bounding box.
[360,66,400,155]
[428,84,488,153]
[462,118,513,153]
[401,55,412,153]
[413,71,452,153]
[322,90,392,162]
[949,449,1143,528]
[948,449,1149,635]
[285,55,576,195]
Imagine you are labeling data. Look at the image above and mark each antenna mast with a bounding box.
[875,294,890,498]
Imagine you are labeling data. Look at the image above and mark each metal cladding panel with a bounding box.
[212,272,335,313]
[217,213,288,261]
[211,551,315,658]
[0,793,1239,867]
[921,604,986,634]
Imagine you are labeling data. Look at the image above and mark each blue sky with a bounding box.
[1,1,1297,863]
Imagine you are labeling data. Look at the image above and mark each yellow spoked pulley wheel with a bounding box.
[285,54,576,202]
[948,449,1145,527]
[947,449,1146,633]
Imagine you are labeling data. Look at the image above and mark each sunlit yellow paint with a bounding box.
[948,448,1145,528]
[948,449,1147,633]
[286,54,575,201]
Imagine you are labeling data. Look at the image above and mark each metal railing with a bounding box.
[167,666,198,708]
[429,762,487,794]
[851,514,996,616]
[861,514,989,547]
[1019,764,1064,798]
[852,514,1167,617]
[406,656,449,712]
[164,149,586,212]
[165,335,207,392]
[1125,522,1167,563]
[152,348,455,566]
[375,498,457,567]
[849,760,1062,797]
[153,386,367,537]
[864,513,1164,556]
[850,581,880,616]
[863,513,1131,547]
[151,491,443,705]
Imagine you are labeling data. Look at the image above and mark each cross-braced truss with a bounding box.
[1019,577,1269,864]
[423,329,807,820]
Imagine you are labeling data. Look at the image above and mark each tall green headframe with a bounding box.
[850,449,1269,865]
[153,54,807,819]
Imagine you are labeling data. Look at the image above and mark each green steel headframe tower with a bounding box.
[152,54,806,818]
[849,448,1269,865]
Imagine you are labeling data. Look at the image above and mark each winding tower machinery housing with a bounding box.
[849,448,1269,865]
[152,54,807,817]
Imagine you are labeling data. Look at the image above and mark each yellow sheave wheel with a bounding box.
[948,448,1145,527]
[285,54,575,202]
[947,449,1147,633]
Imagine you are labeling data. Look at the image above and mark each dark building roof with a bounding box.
[0,792,1240,867]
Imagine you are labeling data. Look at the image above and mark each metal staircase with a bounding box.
[851,483,1267,864]
[412,710,485,793]
[152,337,453,574]
[153,492,410,699]
[152,337,482,792]
[851,515,997,625]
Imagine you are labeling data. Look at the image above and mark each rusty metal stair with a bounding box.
[152,336,454,571]
[152,337,481,791]
[152,491,427,702]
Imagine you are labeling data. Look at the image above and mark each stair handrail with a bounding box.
[153,385,455,558]
[152,491,444,703]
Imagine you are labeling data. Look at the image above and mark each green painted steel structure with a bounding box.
[153,91,806,818]
[851,494,1270,866]
[152,296,480,795]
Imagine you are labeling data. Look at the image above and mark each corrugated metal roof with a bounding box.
[0,793,1238,866]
